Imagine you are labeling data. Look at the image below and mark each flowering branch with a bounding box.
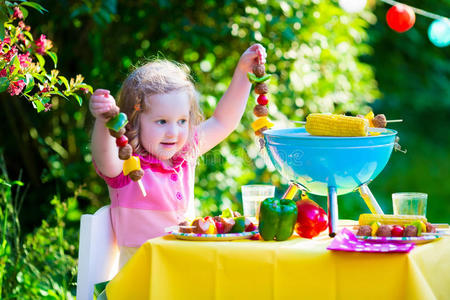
[0,1,92,112]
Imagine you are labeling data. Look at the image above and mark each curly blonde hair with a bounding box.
[117,59,203,160]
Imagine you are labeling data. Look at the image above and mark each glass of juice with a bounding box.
[241,185,275,223]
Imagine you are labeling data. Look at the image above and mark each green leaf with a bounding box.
[33,99,45,112]
[0,8,7,40]
[47,51,57,68]
[23,30,33,41]
[58,76,69,89]
[53,90,69,100]
[0,77,10,93]
[35,53,45,68]
[11,55,20,75]
[24,73,34,93]
[32,73,46,83]
[20,2,47,13]
[10,180,24,186]
[73,93,83,106]
[19,6,28,19]
[0,23,4,41]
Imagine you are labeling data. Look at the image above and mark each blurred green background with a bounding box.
[0,0,449,296]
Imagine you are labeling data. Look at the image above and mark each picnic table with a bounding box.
[106,226,450,300]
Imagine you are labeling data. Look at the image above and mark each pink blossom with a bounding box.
[0,37,11,54]
[44,103,53,112]
[7,80,26,96]
[40,86,50,93]
[0,66,15,77]
[13,7,23,19]
[35,34,53,55]
[0,37,11,45]
[4,46,18,62]
[18,52,31,68]
[18,21,25,29]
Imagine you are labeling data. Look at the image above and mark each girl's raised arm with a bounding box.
[90,89,124,177]
[198,44,266,155]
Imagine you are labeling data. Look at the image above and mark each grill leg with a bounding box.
[327,186,338,237]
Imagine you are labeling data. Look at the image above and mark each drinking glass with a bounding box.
[241,185,275,223]
[392,192,427,216]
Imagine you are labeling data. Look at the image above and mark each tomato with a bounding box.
[257,94,269,105]
[116,135,128,147]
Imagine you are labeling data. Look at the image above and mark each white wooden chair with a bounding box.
[76,205,119,300]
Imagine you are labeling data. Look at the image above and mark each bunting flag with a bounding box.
[338,0,450,47]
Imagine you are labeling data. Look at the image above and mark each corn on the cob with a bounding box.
[305,113,368,137]
[359,214,427,226]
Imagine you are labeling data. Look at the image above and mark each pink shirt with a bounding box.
[95,152,197,247]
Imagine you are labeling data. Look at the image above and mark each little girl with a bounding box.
[90,44,266,268]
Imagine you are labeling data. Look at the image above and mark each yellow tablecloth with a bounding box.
[106,232,450,300]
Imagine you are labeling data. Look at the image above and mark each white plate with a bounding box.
[356,234,441,244]
[169,230,258,241]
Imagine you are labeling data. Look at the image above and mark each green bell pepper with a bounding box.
[247,72,271,84]
[258,198,298,241]
[106,112,128,132]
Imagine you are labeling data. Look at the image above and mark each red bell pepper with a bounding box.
[295,198,328,238]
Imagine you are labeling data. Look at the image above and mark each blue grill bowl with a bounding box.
[263,128,397,196]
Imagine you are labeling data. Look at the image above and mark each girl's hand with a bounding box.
[89,89,116,122]
[237,43,267,74]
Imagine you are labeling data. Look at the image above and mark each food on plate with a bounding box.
[305,113,369,137]
[213,216,235,234]
[356,219,436,237]
[356,225,372,236]
[391,225,404,237]
[231,216,247,233]
[403,225,418,237]
[358,214,427,227]
[191,217,216,234]
[294,198,328,239]
[178,220,193,233]
[426,222,437,233]
[177,209,256,235]
[376,225,392,237]
[258,198,298,241]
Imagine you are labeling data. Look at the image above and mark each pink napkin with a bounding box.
[327,228,415,253]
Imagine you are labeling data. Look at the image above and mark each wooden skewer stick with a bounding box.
[422,232,450,236]
[292,121,388,133]
[137,180,147,197]
[294,119,403,124]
